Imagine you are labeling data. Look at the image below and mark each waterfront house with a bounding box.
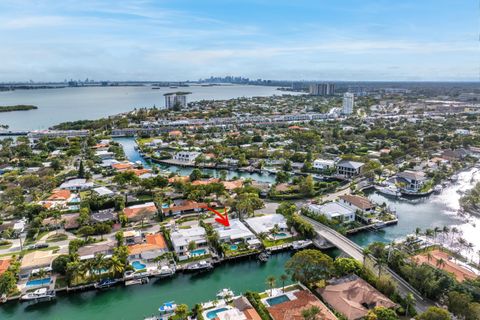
[59,178,94,191]
[313,159,335,171]
[77,241,115,261]
[0,259,11,276]
[124,202,157,222]
[112,162,135,171]
[396,170,426,192]
[307,202,355,223]
[265,289,337,320]
[232,296,262,320]
[95,150,115,160]
[127,234,169,261]
[336,160,364,178]
[214,219,258,245]
[244,214,289,235]
[170,225,209,260]
[20,250,60,279]
[173,151,201,163]
[338,195,376,214]
[317,275,396,320]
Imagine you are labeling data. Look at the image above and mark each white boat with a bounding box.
[433,185,443,194]
[21,288,56,302]
[159,301,177,314]
[216,288,234,299]
[155,265,176,278]
[374,185,400,197]
[185,261,213,272]
[292,240,313,250]
[125,277,149,286]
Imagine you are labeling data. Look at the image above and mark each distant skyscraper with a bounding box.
[164,93,187,109]
[309,83,335,96]
[342,93,354,115]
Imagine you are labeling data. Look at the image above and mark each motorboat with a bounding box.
[21,288,56,302]
[374,185,400,197]
[155,265,176,278]
[185,261,213,273]
[292,240,313,250]
[94,278,118,289]
[258,251,270,263]
[158,301,177,315]
[433,185,443,194]
[125,277,149,286]
[216,288,234,300]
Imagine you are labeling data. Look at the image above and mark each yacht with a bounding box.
[185,261,213,273]
[258,251,270,263]
[216,288,234,300]
[433,185,443,194]
[125,277,149,286]
[292,240,313,250]
[158,301,177,315]
[374,185,400,197]
[94,278,118,289]
[155,265,176,278]
[21,288,56,302]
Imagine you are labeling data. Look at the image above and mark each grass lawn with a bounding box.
[177,254,212,265]
[0,245,60,258]
[262,236,299,248]
[46,233,68,242]
[0,242,12,250]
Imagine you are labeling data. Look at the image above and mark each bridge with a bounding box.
[302,215,433,313]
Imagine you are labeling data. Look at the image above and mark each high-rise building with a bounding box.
[309,83,335,96]
[164,93,187,110]
[342,93,354,115]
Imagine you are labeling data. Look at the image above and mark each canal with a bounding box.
[2,139,478,319]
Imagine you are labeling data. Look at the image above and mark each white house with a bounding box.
[173,151,201,163]
[170,226,209,260]
[336,160,364,178]
[307,202,356,223]
[59,178,94,190]
[214,219,257,244]
[313,159,335,171]
[244,214,288,235]
[397,170,427,192]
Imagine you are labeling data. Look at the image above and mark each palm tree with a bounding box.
[374,258,386,277]
[301,306,320,320]
[266,276,276,296]
[433,226,441,243]
[425,229,434,242]
[436,258,446,269]
[426,252,433,262]
[404,293,416,317]
[110,255,126,277]
[280,274,288,293]
[362,248,371,267]
[415,227,422,238]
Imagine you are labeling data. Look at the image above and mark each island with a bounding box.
[0,105,38,112]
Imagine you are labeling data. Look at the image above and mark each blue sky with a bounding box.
[0,0,478,81]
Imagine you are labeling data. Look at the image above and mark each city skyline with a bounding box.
[0,0,479,82]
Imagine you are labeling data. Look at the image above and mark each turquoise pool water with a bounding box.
[230,245,238,251]
[206,307,228,319]
[274,233,288,237]
[131,261,146,270]
[26,277,51,287]
[190,249,207,256]
[265,294,290,306]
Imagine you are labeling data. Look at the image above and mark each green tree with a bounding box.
[366,307,399,320]
[189,168,203,181]
[0,271,17,295]
[266,275,276,296]
[334,257,362,276]
[52,255,71,275]
[78,160,85,178]
[280,274,288,293]
[285,249,333,285]
[173,304,189,320]
[301,306,321,320]
[416,307,451,320]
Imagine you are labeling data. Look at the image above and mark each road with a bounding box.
[302,215,433,313]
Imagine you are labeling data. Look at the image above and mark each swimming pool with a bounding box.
[274,232,288,237]
[230,245,238,251]
[26,277,51,287]
[190,249,207,257]
[131,261,146,270]
[265,294,290,306]
[205,307,228,319]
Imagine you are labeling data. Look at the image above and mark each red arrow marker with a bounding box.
[202,206,230,227]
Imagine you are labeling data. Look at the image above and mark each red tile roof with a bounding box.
[0,259,11,275]
[268,290,337,320]
[47,189,71,201]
